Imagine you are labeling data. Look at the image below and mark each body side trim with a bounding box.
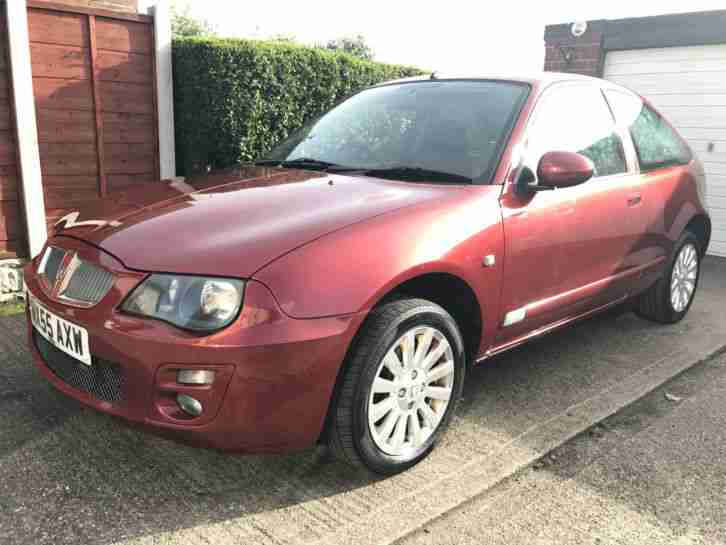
[505,256,666,325]
[480,295,630,362]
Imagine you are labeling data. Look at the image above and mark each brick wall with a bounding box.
[543,20,606,77]
[33,0,138,13]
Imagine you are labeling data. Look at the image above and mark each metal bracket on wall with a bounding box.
[559,44,575,65]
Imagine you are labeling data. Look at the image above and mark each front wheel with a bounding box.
[637,230,701,324]
[328,298,465,475]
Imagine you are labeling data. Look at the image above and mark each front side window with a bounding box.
[525,85,627,179]
[262,81,529,182]
[605,90,692,172]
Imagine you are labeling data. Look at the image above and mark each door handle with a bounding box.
[627,194,642,207]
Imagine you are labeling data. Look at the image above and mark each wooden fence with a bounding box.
[1,1,160,258]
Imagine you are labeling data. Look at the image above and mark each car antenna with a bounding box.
[430,71,438,80]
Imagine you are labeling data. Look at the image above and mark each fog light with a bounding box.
[177,394,203,417]
[177,369,215,385]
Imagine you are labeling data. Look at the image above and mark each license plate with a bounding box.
[29,295,91,366]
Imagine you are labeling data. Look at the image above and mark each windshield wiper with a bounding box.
[360,166,472,184]
[254,158,359,172]
[254,160,472,182]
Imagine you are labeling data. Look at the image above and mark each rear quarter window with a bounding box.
[605,90,692,172]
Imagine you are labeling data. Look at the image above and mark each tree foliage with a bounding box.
[171,1,216,38]
[269,34,297,43]
[324,35,374,60]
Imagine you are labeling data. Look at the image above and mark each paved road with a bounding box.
[399,352,726,545]
[1,258,724,545]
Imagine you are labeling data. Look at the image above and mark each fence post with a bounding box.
[6,0,46,257]
[87,15,108,197]
[149,0,175,180]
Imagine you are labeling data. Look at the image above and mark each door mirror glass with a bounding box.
[537,151,594,189]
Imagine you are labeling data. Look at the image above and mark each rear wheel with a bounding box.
[637,231,701,324]
[328,298,465,475]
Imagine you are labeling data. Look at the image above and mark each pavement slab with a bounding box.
[399,352,726,545]
[1,257,725,545]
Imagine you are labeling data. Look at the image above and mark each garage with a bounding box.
[544,11,726,257]
[603,45,726,257]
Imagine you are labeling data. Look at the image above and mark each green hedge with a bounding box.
[172,37,424,176]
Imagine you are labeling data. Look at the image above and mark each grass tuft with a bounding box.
[0,301,26,317]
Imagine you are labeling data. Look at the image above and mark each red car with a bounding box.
[25,73,710,474]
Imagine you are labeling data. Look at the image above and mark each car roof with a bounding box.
[373,72,634,94]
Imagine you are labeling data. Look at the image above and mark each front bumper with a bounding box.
[25,236,362,453]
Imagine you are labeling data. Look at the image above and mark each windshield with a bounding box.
[261,80,529,183]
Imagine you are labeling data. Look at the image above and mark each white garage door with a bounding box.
[604,45,726,257]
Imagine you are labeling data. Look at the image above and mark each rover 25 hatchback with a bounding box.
[25,73,710,474]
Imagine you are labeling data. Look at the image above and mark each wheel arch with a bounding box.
[685,213,711,255]
[379,272,483,362]
[318,270,483,444]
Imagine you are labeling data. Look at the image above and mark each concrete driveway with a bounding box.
[399,342,726,545]
[1,258,725,545]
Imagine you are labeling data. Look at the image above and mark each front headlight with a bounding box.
[122,274,245,332]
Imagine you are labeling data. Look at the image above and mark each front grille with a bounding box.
[40,247,116,306]
[42,247,67,286]
[34,331,125,404]
[60,260,115,304]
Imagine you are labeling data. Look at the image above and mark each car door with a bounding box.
[495,83,640,346]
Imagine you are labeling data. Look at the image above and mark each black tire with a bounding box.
[328,298,466,475]
[636,230,702,324]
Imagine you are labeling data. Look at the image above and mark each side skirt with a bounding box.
[475,294,630,364]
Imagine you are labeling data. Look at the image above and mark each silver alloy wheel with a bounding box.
[671,243,698,313]
[367,326,455,456]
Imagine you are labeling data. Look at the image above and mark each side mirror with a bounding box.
[537,151,594,189]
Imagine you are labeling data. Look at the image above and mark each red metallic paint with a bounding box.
[537,151,594,188]
[26,241,365,451]
[54,167,463,279]
[24,74,710,453]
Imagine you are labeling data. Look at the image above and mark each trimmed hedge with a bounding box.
[172,37,424,176]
